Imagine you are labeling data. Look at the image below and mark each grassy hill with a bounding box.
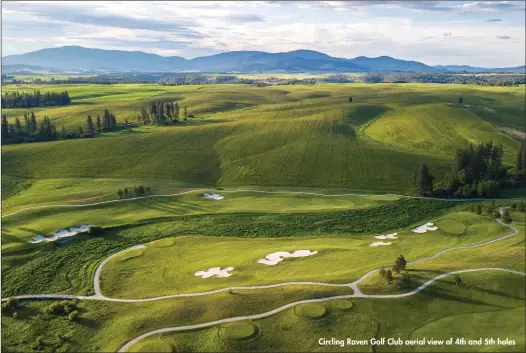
[2,83,524,196]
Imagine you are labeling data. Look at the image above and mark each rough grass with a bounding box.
[126,271,524,353]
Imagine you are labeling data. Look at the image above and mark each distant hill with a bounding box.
[2,46,524,74]
[434,65,526,73]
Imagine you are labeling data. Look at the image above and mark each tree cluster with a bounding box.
[2,112,58,144]
[117,185,152,199]
[137,101,185,125]
[1,90,70,108]
[418,141,512,198]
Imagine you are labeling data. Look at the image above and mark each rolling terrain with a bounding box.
[1,81,525,353]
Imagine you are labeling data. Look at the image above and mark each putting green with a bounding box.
[294,303,328,319]
[329,299,354,312]
[150,238,175,248]
[137,342,175,352]
[218,321,259,342]
[435,218,467,235]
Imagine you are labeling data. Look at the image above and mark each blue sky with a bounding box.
[2,1,525,67]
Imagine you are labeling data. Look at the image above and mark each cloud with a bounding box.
[443,32,452,37]
[4,2,204,38]
[486,18,503,22]
[496,35,512,40]
[226,13,266,23]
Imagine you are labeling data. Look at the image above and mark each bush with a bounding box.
[68,310,80,322]
[502,209,512,223]
[1,297,19,314]
[511,203,517,209]
[379,267,386,277]
[46,301,77,316]
[88,226,103,236]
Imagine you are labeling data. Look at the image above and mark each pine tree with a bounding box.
[413,164,434,196]
[96,114,102,132]
[86,115,95,136]
[476,204,482,215]
[60,126,67,139]
[502,209,512,223]
[14,117,22,136]
[78,126,84,138]
[393,255,407,274]
[386,269,394,284]
[1,114,9,143]
[30,112,37,135]
[174,102,180,122]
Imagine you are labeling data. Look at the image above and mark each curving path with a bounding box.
[117,268,525,352]
[2,188,523,218]
[2,207,524,351]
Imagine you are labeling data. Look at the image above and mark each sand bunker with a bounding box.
[374,233,398,240]
[29,224,93,244]
[484,107,496,113]
[370,241,391,247]
[194,267,234,278]
[203,193,224,200]
[257,250,318,265]
[412,222,438,233]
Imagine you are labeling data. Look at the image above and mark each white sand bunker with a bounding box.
[374,232,398,240]
[29,225,93,244]
[203,193,224,200]
[370,241,391,247]
[412,222,438,233]
[194,267,234,278]
[257,250,317,265]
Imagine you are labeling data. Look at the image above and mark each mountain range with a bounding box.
[2,46,525,74]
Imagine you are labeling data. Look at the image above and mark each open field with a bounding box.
[2,83,523,194]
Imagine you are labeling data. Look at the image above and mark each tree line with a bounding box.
[412,141,525,198]
[1,109,119,145]
[1,90,71,108]
[117,185,152,199]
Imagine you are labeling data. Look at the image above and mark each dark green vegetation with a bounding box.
[1,90,70,108]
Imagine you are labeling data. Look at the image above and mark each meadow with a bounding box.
[2,83,523,195]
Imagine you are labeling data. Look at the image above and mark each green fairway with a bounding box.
[98,211,508,298]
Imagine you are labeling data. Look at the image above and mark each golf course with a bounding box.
[1,82,525,353]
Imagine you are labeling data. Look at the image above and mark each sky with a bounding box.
[2,1,525,67]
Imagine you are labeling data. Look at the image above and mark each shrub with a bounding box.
[88,226,103,236]
[46,301,77,316]
[68,310,79,322]
[379,267,386,278]
[502,209,512,223]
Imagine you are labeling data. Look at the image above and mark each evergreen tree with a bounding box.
[117,189,124,199]
[96,114,102,132]
[78,126,84,138]
[124,188,129,197]
[386,269,394,284]
[174,102,180,122]
[476,204,482,215]
[86,115,95,136]
[1,114,9,142]
[14,117,22,136]
[60,126,67,139]
[413,164,434,196]
[393,255,407,274]
[519,200,525,212]
[502,209,512,223]
[30,112,37,135]
[24,114,30,136]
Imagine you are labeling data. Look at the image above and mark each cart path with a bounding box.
[2,188,523,218]
[116,267,525,352]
